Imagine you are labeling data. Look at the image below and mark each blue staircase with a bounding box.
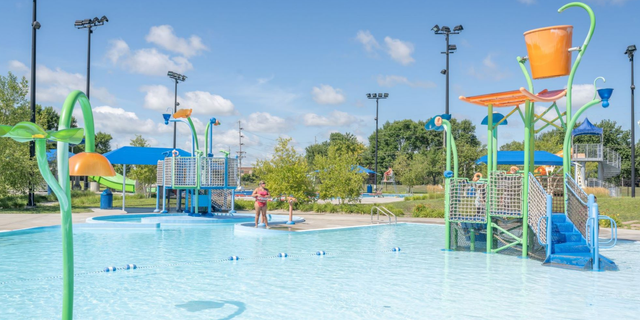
[543,214,618,271]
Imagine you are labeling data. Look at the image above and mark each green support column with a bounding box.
[521,100,532,258]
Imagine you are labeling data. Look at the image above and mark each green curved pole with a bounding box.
[559,2,596,126]
[56,90,97,320]
[186,117,200,152]
[204,122,211,156]
[442,120,459,177]
[441,119,458,250]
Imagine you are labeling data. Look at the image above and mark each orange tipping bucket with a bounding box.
[524,25,573,79]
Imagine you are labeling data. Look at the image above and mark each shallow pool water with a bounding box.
[1,223,639,319]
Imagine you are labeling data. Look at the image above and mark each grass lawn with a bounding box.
[596,197,640,229]
[0,192,157,214]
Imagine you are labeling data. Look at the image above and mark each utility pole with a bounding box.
[236,121,246,179]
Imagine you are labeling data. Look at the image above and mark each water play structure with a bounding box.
[156,109,239,214]
[427,2,619,271]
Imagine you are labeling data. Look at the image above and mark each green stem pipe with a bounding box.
[441,119,458,250]
[559,2,596,126]
[204,122,211,156]
[36,139,73,320]
[56,90,97,320]
[187,117,200,152]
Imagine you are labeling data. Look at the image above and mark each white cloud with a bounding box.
[356,30,380,52]
[384,37,415,65]
[377,75,436,89]
[72,106,161,148]
[518,0,536,4]
[106,39,193,76]
[483,54,496,68]
[145,25,208,58]
[311,84,346,105]
[141,85,235,116]
[468,54,510,81]
[257,75,274,85]
[7,60,116,105]
[557,84,597,110]
[244,112,289,133]
[8,60,28,73]
[303,110,359,127]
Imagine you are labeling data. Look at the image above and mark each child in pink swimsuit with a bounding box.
[252,181,270,228]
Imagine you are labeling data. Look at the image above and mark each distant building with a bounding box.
[239,166,253,175]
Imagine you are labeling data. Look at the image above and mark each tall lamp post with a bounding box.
[74,16,108,99]
[626,44,636,197]
[167,71,187,149]
[431,24,463,116]
[432,25,462,148]
[366,93,389,191]
[75,16,108,190]
[27,0,41,207]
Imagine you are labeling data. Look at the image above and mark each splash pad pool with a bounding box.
[1,222,639,319]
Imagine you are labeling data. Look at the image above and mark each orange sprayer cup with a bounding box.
[524,25,573,79]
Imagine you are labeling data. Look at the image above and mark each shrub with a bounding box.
[404,193,445,201]
[412,204,444,218]
[599,213,621,228]
[585,187,610,198]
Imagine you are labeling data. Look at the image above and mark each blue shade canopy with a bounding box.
[46,149,75,162]
[476,151,563,166]
[103,146,191,165]
[355,165,376,174]
[572,118,602,137]
[481,113,508,126]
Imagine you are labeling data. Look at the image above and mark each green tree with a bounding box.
[305,141,329,168]
[393,152,429,193]
[314,144,366,203]
[0,72,40,197]
[127,135,156,197]
[254,137,314,201]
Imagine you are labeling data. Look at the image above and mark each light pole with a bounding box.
[75,16,108,190]
[367,93,389,191]
[27,0,41,207]
[167,71,187,149]
[432,24,462,116]
[75,16,108,99]
[626,44,637,197]
[432,25,462,148]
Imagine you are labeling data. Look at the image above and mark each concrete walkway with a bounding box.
[1,208,639,241]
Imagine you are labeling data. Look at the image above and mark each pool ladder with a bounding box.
[371,206,397,224]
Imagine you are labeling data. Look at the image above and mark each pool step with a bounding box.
[545,214,618,271]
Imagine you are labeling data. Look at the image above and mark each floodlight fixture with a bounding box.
[431,25,440,32]
[441,26,451,33]
[448,44,457,51]
[453,25,464,32]
[441,69,447,75]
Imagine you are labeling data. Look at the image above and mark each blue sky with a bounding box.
[0,0,638,164]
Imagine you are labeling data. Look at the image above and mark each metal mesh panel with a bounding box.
[448,178,487,223]
[565,174,588,238]
[211,190,233,210]
[173,157,198,187]
[226,158,239,187]
[163,157,173,187]
[489,171,523,217]
[156,160,164,186]
[200,157,226,187]
[528,173,548,244]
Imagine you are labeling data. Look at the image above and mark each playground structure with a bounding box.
[427,2,619,271]
[571,117,621,195]
[156,109,239,214]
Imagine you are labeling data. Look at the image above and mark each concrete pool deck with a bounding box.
[0,207,638,241]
